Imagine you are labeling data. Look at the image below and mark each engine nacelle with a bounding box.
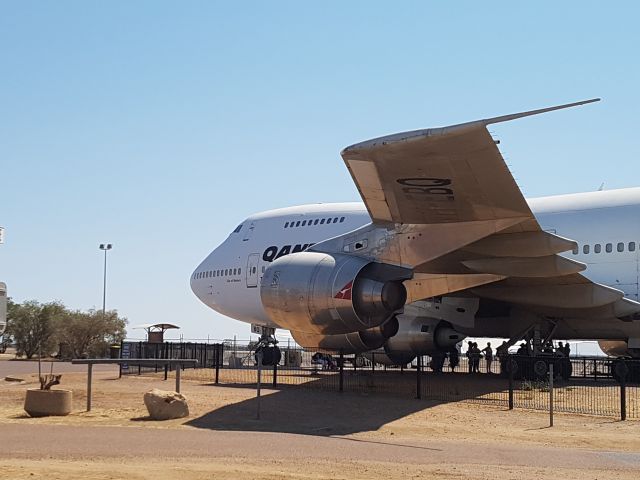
[598,340,640,358]
[260,252,410,335]
[383,315,465,365]
[290,318,399,354]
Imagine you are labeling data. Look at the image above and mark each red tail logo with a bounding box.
[334,281,353,300]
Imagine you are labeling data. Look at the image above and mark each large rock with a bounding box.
[143,389,189,420]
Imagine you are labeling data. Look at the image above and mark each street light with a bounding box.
[99,243,112,319]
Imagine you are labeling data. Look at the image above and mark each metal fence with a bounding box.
[119,341,640,420]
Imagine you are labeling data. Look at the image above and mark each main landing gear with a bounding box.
[253,326,281,366]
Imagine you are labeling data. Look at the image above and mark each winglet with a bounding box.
[482,98,601,126]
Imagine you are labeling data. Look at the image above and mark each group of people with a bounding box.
[466,341,494,373]
[430,342,496,374]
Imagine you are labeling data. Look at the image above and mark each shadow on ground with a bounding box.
[185,372,506,436]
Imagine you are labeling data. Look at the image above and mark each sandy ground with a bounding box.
[1,365,639,479]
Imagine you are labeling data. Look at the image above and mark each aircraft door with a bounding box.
[246,253,260,288]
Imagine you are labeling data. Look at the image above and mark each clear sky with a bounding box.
[2,2,639,342]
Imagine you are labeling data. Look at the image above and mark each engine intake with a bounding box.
[260,252,410,335]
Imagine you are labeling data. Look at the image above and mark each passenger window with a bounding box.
[629,242,636,252]
[238,268,241,275]
[296,221,301,227]
[594,244,601,253]
[284,222,289,228]
[302,220,306,226]
[225,269,228,276]
[314,219,319,225]
[583,245,590,254]
[617,242,624,252]
[572,246,578,255]
[320,219,325,224]
[340,217,345,223]
[606,243,612,253]
[333,217,339,223]
[261,266,265,273]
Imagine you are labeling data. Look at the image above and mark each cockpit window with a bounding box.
[232,224,243,234]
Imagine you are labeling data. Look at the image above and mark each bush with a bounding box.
[6,299,127,359]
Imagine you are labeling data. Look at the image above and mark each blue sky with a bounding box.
[1,2,639,341]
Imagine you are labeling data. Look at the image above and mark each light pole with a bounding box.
[99,244,112,319]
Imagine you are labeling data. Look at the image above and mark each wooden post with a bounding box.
[175,363,181,393]
[87,364,93,412]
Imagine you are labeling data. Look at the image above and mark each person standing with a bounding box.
[482,342,494,373]
[449,346,460,372]
[470,343,481,373]
[496,341,508,374]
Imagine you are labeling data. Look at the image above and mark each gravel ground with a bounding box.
[1,367,639,479]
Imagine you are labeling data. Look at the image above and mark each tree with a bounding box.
[55,308,127,359]
[6,300,128,359]
[6,300,65,359]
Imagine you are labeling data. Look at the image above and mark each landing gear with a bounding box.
[253,326,281,366]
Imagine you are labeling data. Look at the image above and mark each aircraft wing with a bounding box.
[338,99,640,317]
[341,99,598,226]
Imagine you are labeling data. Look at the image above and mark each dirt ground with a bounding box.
[1,364,639,479]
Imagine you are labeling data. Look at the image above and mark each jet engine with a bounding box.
[380,316,466,365]
[290,317,399,353]
[598,340,640,358]
[260,252,410,335]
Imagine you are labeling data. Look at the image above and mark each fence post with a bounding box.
[416,356,422,399]
[215,344,220,385]
[256,350,263,420]
[164,364,168,381]
[620,363,627,421]
[339,351,344,392]
[549,362,554,427]
[273,363,278,388]
[175,363,181,393]
[508,363,514,410]
[119,340,123,379]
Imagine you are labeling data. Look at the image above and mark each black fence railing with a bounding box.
[118,341,640,420]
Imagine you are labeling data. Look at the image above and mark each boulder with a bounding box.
[143,389,189,420]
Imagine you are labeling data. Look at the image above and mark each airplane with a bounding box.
[191,98,640,371]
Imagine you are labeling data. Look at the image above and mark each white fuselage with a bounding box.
[191,188,640,331]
